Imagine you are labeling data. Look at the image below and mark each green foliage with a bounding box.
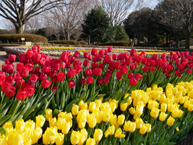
[82,6,114,43]
[0,29,10,34]
[0,34,48,43]
[115,26,129,41]
[49,40,88,45]
[99,41,134,46]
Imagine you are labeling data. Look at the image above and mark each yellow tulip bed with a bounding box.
[1,81,193,145]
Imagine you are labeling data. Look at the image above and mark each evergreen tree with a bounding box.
[82,7,114,44]
[115,26,129,41]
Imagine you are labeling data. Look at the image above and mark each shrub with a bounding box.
[0,34,48,43]
[99,41,134,46]
[49,40,88,45]
[115,26,129,41]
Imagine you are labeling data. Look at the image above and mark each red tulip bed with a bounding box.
[0,46,193,144]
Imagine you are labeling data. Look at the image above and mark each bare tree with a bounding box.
[157,0,193,49]
[0,0,67,34]
[46,0,92,40]
[25,15,44,33]
[96,0,152,26]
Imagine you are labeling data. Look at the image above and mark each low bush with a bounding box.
[49,40,88,45]
[0,34,48,43]
[99,41,134,46]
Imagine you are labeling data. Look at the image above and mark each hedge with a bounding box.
[0,34,48,43]
[99,41,134,46]
[49,40,88,45]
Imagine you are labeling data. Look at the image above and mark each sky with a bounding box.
[0,0,159,30]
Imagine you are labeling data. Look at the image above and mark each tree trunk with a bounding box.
[15,25,24,34]
[175,30,180,48]
[185,25,192,49]
[67,32,70,40]
[137,33,140,45]
[88,35,90,45]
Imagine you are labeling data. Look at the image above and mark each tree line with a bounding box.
[0,0,193,49]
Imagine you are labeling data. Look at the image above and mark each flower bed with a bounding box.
[0,46,192,144]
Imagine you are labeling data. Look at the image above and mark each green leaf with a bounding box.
[0,127,6,135]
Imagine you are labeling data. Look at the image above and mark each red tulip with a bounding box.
[68,80,76,88]
[142,66,149,73]
[32,53,42,63]
[5,75,14,84]
[61,51,71,62]
[104,50,108,55]
[29,74,39,82]
[93,68,102,76]
[99,50,105,57]
[116,70,123,80]
[91,62,98,69]
[19,53,27,63]
[84,52,89,58]
[16,79,26,88]
[40,73,47,80]
[150,67,155,73]
[2,82,15,97]
[74,64,82,73]
[52,86,57,92]
[108,46,113,52]
[118,53,125,60]
[112,54,117,60]
[91,48,97,56]
[130,64,135,70]
[103,77,109,84]
[4,59,10,64]
[19,66,29,78]
[74,51,80,58]
[48,69,57,78]
[8,54,16,63]
[127,72,134,79]
[121,66,128,75]
[24,86,36,97]
[88,55,92,60]
[130,49,137,57]
[0,71,5,85]
[87,76,94,84]
[81,78,87,85]
[42,79,52,88]
[52,76,57,83]
[25,63,34,72]
[98,78,103,84]
[105,71,111,78]
[67,69,77,78]
[6,64,14,74]
[85,68,92,76]
[99,63,104,69]
[140,51,146,57]
[83,60,90,67]
[129,78,137,86]
[2,64,7,72]
[32,45,40,53]
[26,50,34,59]
[16,63,24,72]
[187,69,192,74]
[104,54,112,64]
[57,72,65,82]
[135,74,142,81]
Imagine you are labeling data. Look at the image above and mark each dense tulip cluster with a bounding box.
[1,45,193,144]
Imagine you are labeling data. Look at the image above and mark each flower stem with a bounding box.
[0,93,5,109]
[78,85,83,96]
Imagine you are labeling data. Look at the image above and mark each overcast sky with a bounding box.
[0,0,159,30]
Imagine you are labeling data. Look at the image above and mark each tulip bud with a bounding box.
[36,115,45,128]
[89,102,96,112]
[128,97,132,106]
[102,112,111,122]
[145,123,151,133]
[117,114,125,126]
[167,116,175,127]
[49,117,57,127]
[55,133,64,145]
[178,110,183,118]
[114,128,125,138]
[161,103,167,112]
[104,125,115,137]
[139,124,147,134]
[78,116,87,129]
[15,119,25,132]
[172,109,179,118]
[71,130,80,144]
[188,103,193,112]
[94,129,103,143]
[167,103,173,112]
[136,105,144,116]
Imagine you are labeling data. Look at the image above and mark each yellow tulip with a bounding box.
[36,115,45,128]
[110,114,117,125]
[167,116,175,126]
[31,127,42,144]
[159,112,167,122]
[176,127,179,131]
[159,94,166,103]
[12,133,23,145]
[86,138,96,145]
[88,116,97,128]
[161,103,167,112]
[71,105,79,115]
[3,121,13,134]
[78,100,84,109]
[136,118,143,129]
[120,102,128,111]
[104,125,115,137]
[25,120,35,130]
[79,129,88,144]
[102,112,111,122]
[89,102,96,112]
[184,100,190,108]
[56,118,66,130]
[95,98,102,108]
[49,117,57,127]
[62,121,70,135]
[129,107,135,115]
[114,128,125,138]
[46,109,52,121]
[94,111,102,124]
[65,113,73,122]
[167,103,173,112]
[148,100,154,110]
[124,121,136,132]
[188,103,193,112]
[139,124,147,134]
[94,129,103,143]
[0,135,7,145]
[55,133,64,145]
[81,103,88,110]
[135,105,144,116]
[178,110,183,118]
[15,119,25,132]
[23,138,32,145]
[172,109,179,118]
[117,114,125,126]
[150,108,159,118]
[78,116,87,129]
[145,124,151,133]
[71,130,80,145]
[127,97,132,106]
